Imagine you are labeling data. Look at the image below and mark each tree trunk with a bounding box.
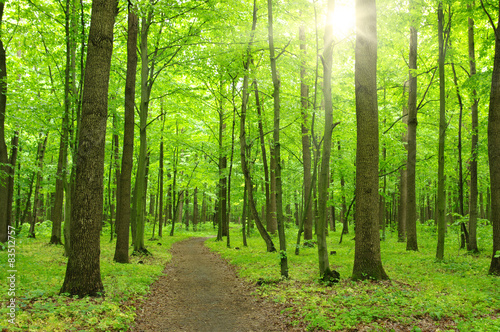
[269,144,278,234]
[268,0,288,278]
[254,79,272,235]
[240,0,276,253]
[29,134,48,238]
[6,133,18,231]
[317,0,336,280]
[406,0,418,251]
[60,0,118,297]
[468,4,479,253]
[114,4,137,263]
[352,0,389,281]
[133,9,153,255]
[436,2,447,261]
[486,0,500,275]
[398,83,408,243]
[0,2,8,244]
[193,187,198,231]
[299,22,313,241]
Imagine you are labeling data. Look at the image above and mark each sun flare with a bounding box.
[330,2,355,38]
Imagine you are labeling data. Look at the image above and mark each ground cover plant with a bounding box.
[0,221,214,331]
[206,222,500,331]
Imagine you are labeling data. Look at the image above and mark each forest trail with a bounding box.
[131,237,295,332]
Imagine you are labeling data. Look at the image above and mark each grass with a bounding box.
[206,221,500,331]
[0,220,215,331]
[1,219,499,331]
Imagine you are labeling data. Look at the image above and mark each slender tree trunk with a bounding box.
[240,0,275,253]
[317,0,336,280]
[0,2,8,244]
[468,4,479,253]
[193,187,198,231]
[486,0,500,275]
[299,23,313,242]
[436,2,447,261]
[352,0,389,281]
[133,9,153,255]
[268,0,288,278]
[398,83,408,243]
[158,141,164,237]
[242,180,248,246]
[406,0,418,251]
[6,133,18,231]
[60,0,118,297]
[114,5,137,263]
[29,134,48,239]
[254,80,272,235]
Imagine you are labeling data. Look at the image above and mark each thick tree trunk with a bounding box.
[436,2,447,261]
[487,0,500,275]
[268,0,288,278]
[406,0,418,251]
[352,0,389,281]
[60,0,118,297]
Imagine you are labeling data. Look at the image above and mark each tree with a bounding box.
[406,0,418,251]
[317,0,337,281]
[485,0,500,275]
[299,12,313,243]
[114,3,138,264]
[467,2,479,253]
[436,2,447,262]
[0,0,8,244]
[352,0,389,281]
[239,0,276,253]
[267,0,288,278]
[60,0,118,297]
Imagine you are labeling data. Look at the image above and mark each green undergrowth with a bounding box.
[0,220,214,331]
[206,222,500,331]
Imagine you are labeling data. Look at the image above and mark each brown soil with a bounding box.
[130,237,298,332]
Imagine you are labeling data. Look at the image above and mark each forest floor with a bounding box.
[130,237,300,332]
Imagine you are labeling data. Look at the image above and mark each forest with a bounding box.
[1,0,500,330]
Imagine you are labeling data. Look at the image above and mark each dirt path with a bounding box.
[131,237,296,332]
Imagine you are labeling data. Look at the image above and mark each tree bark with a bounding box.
[114,4,137,263]
[29,133,48,238]
[240,0,276,253]
[468,4,479,253]
[317,0,336,279]
[6,133,18,231]
[60,0,118,297]
[406,0,418,251]
[352,0,389,281]
[0,0,8,242]
[134,9,153,255]
[486,0,500,275]
[436,2,447,261]
[268,0,288,278]
[299,23,313,242]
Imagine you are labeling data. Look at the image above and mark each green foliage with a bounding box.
[0,221,212,331]
[207,223,500,331]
